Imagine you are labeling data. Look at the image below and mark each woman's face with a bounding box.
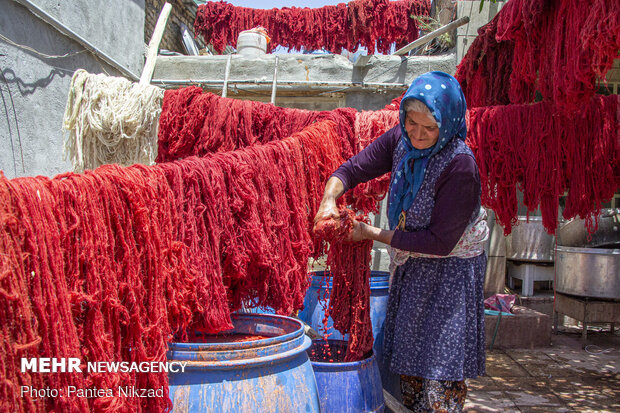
[404,111,440,150]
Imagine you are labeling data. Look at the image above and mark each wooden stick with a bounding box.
[140,2,172,85]
[383,389,413,413]
[393,16,469,56]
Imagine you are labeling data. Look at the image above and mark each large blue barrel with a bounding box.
[298,271,389,351]
[167,313,320,412]
[309,339,384,412]
[298,271,401,402]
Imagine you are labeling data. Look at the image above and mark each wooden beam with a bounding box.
[393,16,469,56]
[140,2,172,85]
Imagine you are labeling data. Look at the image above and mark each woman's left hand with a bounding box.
[348,220,366,242]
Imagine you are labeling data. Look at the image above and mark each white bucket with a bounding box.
[237,30,268,57]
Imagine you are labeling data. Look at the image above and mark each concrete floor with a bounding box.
[465,326,620,412]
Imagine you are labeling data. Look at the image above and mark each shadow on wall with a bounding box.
[1,67,72,96]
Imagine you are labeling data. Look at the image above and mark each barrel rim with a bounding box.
[556,245,620,255]
[169,335,313,371]
[168,313,304,351]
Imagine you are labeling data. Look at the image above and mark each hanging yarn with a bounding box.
[63,69,164,172]
[157,86,357,163]
[314,208,374,362]
[157,86,402,216]
[342,109,400,213]
[457,0,620,111]
[0,120,345,412]
[194,0,430,54]
[466,95,619,235]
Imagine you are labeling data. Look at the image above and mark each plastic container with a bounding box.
[309,339,384,413]
[167,313,320,412]
[298,271,399,400]
[236,30,268,57]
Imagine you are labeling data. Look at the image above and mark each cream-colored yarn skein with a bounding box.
[63,69,164,172]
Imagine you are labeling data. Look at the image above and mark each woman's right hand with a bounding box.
[313,198,340,230]
[313,177,346,231]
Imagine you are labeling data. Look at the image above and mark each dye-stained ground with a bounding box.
[465,327,620,412]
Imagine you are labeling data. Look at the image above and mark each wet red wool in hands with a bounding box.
[0,121,344,412]
[194,0,430,55]
[314,209,374,362]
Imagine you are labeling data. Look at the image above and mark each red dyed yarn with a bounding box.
[157,87,399,217]
[466,95,619,235]
[157,87,357,163]
[457,0,620,111]
[194,0,430,54]
[343,110,400,213]
[454,16,514,108]
[0,121,345,412]
[314,209,374,362]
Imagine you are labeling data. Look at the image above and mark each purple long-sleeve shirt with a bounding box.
[331,125,480,255]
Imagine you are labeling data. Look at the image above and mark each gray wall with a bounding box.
[0,0,145,178]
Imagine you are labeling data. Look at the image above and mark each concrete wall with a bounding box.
[456,0,506,63]
[0,0,145,178]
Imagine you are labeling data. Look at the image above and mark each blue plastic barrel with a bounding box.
[167,313,320,412]
[298,271,389,349]
[309,339,384,413]
[298,271,401,402]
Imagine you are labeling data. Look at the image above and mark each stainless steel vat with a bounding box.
[558,209,620,248]
[555,246,620,299]
[506,216,556,262]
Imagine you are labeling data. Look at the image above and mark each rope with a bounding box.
[62,69,164,172]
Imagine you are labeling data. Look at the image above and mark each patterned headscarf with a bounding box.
[387,71,467,229]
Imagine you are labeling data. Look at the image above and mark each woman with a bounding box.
[314,71,487,412]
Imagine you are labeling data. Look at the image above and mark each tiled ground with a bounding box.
[465,328,620,412]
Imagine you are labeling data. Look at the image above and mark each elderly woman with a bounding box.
[314,71,487,412]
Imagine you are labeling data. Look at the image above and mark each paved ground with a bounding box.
[465,327,620,412]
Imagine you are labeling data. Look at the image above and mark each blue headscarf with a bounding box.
[387,71,467,229]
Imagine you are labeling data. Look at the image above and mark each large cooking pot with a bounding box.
[555,246,620,299]
[558,209,620,248]
[506,216,556,262]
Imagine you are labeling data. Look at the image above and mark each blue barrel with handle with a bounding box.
[309,339,384,412]
[167,313,320,412]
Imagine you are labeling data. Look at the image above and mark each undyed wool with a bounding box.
[63,69,164,172]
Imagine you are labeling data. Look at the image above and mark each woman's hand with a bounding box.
[313,177,345,231]
[348,220,366,242]
[313,197,340,229]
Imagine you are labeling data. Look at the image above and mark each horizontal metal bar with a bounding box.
[151,79,408,89]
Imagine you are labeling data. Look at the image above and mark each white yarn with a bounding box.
[63,69,164,172]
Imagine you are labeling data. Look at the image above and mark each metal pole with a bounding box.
[222,54,232,97]
[152,79,408,89]
[393,16,470,56]
[11,0,139,80]
[270,56,279,105]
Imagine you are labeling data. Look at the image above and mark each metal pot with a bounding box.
[558,209,620,248]
[555,246,620,299]
[506,216,556,262]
